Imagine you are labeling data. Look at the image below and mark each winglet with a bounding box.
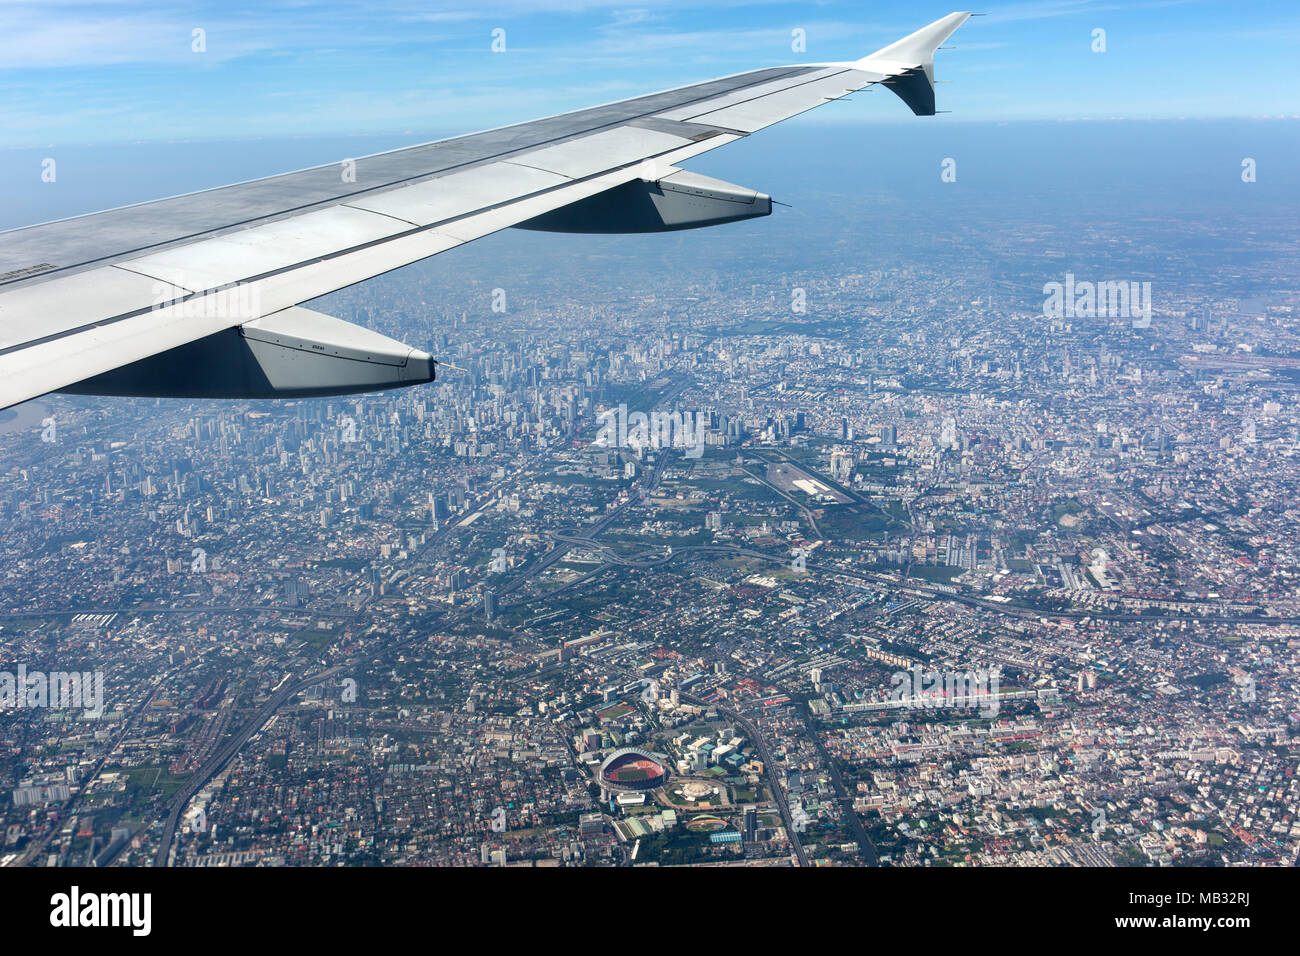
[853,11,971,116]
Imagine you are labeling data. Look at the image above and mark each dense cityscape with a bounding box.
[2,119,1298,869]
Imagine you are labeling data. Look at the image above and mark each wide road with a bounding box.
[527,539,1300,628]
[792,699,878,864]
[151,665,342,866]
[682,692,810,868]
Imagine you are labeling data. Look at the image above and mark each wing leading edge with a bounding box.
[0,12,971,410]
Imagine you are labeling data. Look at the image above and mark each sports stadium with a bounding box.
[597,747,670,792]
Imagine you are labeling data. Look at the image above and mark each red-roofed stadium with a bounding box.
[598,747,670,792]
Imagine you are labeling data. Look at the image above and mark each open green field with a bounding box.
[817,506,904,540]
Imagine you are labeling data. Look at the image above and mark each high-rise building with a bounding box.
[830,447,854,483]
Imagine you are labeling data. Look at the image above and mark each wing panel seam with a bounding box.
[0,137,721,358]
[0,68,811,291]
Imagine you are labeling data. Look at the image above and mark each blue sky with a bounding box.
[1,0,1297,149]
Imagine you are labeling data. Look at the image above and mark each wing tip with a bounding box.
[852,11,973,116]
[853,11,972,71]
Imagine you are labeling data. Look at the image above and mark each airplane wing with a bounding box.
[0,12,970,410]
